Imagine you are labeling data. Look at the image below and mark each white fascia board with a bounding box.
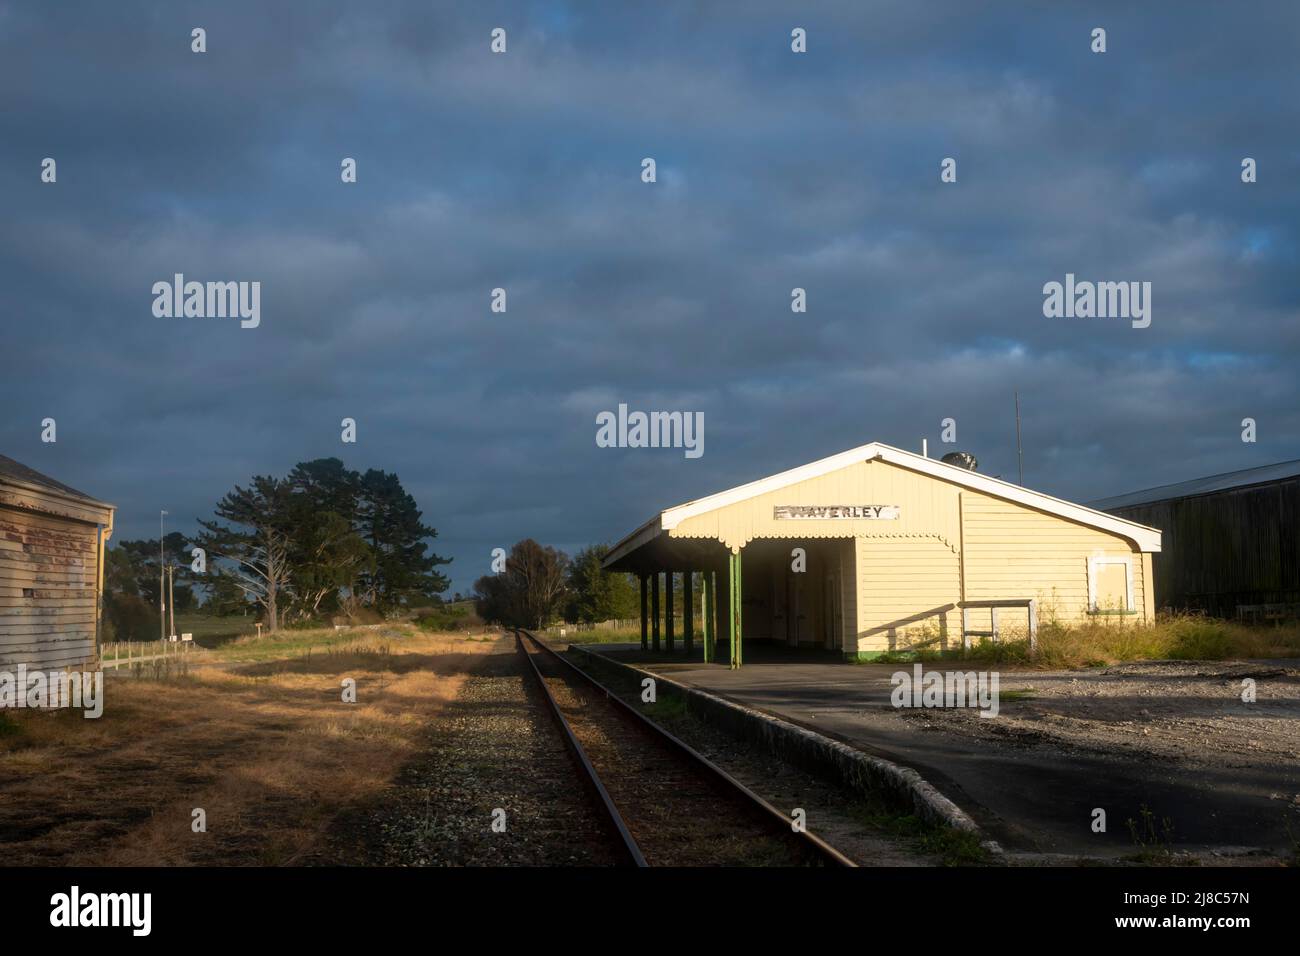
[873,445,1162,552]
[660,444,885,530]
[602,515,664,568]
[654,441,1161,553]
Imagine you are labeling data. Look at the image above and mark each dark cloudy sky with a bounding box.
[2,1,1297,594]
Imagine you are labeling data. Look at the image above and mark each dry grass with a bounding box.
[894,613,1300,668]
[0,624,497,865]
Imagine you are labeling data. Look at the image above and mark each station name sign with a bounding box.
[773,505,900,520]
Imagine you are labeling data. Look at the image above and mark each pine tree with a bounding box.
[286,459,371,618]
[356,469,451,608]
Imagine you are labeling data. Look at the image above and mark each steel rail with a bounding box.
[518,629,857,868]
[514,630,647,867]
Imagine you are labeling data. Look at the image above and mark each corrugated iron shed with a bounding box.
[1089,458,1300,510]
[1092,457,1300,617]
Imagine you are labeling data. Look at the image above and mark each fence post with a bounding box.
[1027,599,1038,653]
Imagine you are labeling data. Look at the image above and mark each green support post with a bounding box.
[651,572,661,652]
[728,550,744,669]
[702,572,714,663]
[665,571,675,653]
[639,574,648,651]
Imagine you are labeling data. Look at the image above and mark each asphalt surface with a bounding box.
[588,642,1297,858]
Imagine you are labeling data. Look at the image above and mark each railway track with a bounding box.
[515,628,857,867]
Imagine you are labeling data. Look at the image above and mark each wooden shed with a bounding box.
[0,455,114,670]
[604,442,1160,664]
[1092,458,1300,619]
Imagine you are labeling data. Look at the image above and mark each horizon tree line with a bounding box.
[103,458,450,639]
[472,540,639,629]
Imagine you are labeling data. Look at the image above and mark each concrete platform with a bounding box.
[585,642,1297,857]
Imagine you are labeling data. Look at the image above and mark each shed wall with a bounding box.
[1104,477,1300,616]
[0,503,105,670]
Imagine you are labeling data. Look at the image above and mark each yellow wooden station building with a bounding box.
[603,442,1160,665]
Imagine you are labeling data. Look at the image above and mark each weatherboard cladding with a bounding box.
[0,457,113,670]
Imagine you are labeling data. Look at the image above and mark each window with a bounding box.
[1088,556,1134,614]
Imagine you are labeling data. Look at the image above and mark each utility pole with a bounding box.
[167,564,176,641]
[159,510,168,643]
[1014,391,1024,486]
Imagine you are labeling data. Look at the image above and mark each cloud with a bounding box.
[1,0,1296,594]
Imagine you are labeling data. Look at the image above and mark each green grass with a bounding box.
[918,825,992,866]
[414,604,481,632]
[549,627,644,645]
[642,695,688,721]
[1123,805,1181,865]
[853,807,993,866]
[172,612,257,648]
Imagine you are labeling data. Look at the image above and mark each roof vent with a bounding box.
[941,451,978,471]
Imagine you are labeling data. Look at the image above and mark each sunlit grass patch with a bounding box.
[888,613,1300,669]
[211,624,413,663]
[0,627,476,865]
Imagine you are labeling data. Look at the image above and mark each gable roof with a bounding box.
[0,454,113,508]
[1089,457,1300,511]
[604,441,1161,567]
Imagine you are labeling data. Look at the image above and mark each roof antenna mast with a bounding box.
[1014,391,1024,486]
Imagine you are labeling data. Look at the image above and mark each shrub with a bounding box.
[415,604,484,633]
